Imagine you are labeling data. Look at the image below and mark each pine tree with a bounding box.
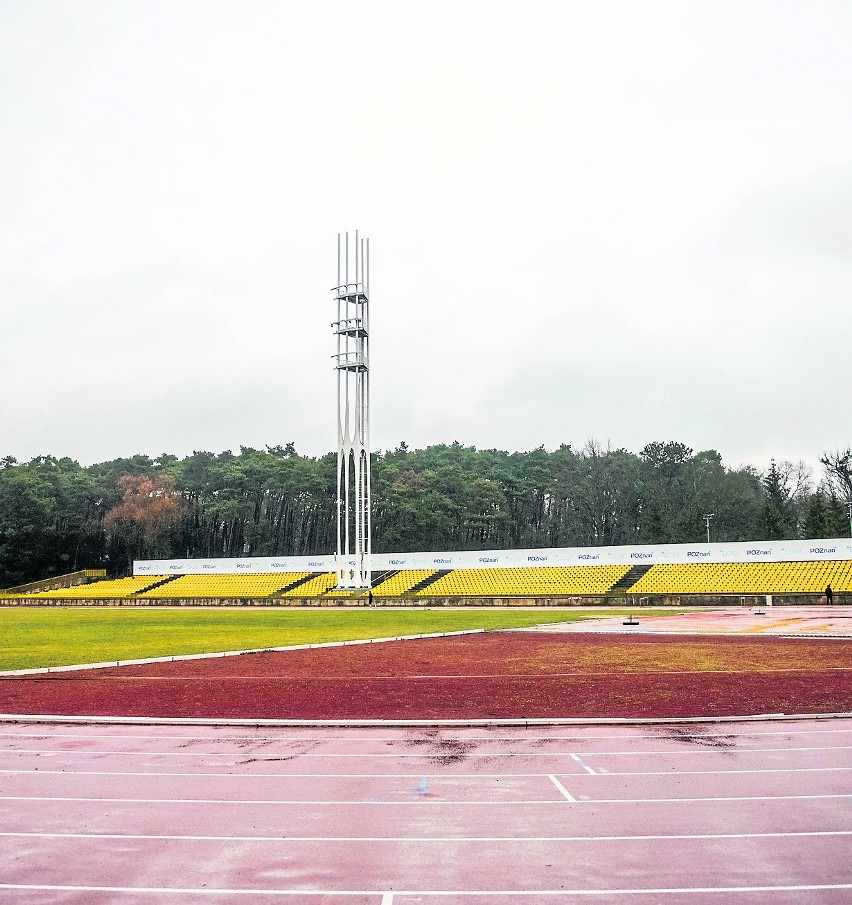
[762,460,791,539]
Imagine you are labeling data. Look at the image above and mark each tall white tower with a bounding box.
[333,232,371,589]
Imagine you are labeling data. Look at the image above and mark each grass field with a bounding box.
[0,607,686,670]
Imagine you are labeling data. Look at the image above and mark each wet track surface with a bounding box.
[0,718,850,903]
[528,606,852,637]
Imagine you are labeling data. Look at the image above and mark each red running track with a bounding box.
[0,718,850,902]
[1,634,850,720]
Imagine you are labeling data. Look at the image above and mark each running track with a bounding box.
[0,718,850,903]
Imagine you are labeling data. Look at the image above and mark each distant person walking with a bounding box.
[825,584,833,605]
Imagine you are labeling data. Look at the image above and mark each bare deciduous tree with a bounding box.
[820,448,852,503]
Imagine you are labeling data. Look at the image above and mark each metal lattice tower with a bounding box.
[332,232,371,589]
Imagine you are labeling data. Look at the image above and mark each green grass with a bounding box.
[0,606,687,670]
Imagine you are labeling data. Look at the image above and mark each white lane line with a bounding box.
[0,885,382,897]
[0,629,487,677]
[0,795,552,805]
[3,793,850,805]
[570,753,596,775]
[8,745,849,758]
[548,774,575,802]
[578,745,852,756]
[2,766,851,779]
[0,768,553,780]
[2,727,850,740]
[583,767,852,776]
[6,741,852,762]
[381,894,393,905]
[1,883,851,897]
[2,830,850,842]
[3,749,600,759]
[532,794,852,804]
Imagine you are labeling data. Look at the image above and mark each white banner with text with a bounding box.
[134,537,852,576]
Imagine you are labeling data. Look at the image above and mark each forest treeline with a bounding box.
[1,441,850,587]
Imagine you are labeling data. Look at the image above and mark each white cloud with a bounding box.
[1,0,850,475]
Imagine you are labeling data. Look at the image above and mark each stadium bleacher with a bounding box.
[33,577,161,599]
[279,573,338,597]
[372,570,440,596]
[6,560,851,601]
[626,561,852,596]
[137,573,305,599]
[413,565,632,598]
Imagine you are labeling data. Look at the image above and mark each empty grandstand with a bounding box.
[33,576,167,599]
[2,537,850,604]
[413,565,632,598]
[626,560,852,596]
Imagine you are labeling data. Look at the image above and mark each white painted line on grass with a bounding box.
[2,883,852,897]
[570,753,597,774]
[548,774,576,801]
[0,629,488,677]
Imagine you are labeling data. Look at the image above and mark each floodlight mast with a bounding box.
[332,232,371,590]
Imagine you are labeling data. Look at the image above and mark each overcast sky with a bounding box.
[2,1,850,475]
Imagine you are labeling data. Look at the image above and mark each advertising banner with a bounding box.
[134,537,852,576]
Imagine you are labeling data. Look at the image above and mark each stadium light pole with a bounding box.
[332,232,371,590]
[703,513,715,544]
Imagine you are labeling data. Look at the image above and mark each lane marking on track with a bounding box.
[2,727,851,741]
[548,774,575,801]
[577,745,852,756]
[2,766,852,778]
[574,766,852,777]
[2,883,852,897]
[4,713,851,729]
[1,830,850,842]
[10,745,849,757]
[3,793,850,805]
[381,894,393,905]
[0,748,611,759]
[570,754,597,774]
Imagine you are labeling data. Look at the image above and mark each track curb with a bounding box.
[0,628,486,677]
[0,711,849,728]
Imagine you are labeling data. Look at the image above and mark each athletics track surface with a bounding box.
[530,606,852,637]
[0,718,850,903]
[1,631,850,720]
